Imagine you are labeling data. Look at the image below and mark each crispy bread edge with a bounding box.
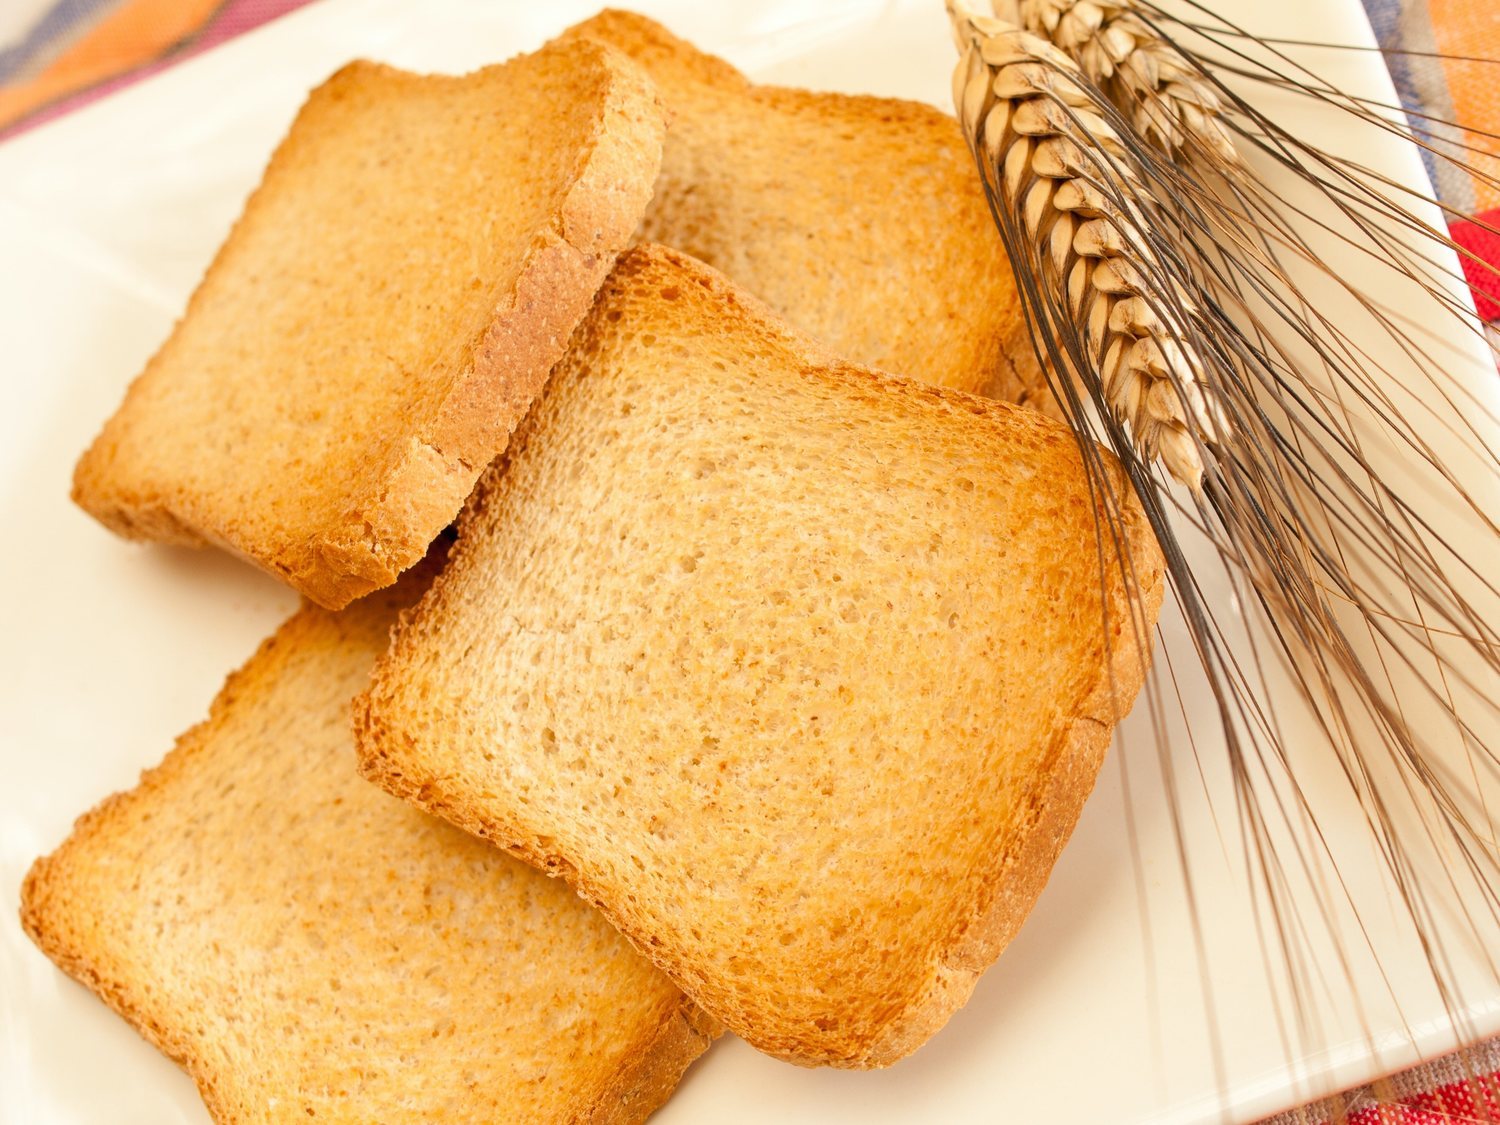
[558,9,1041,402]
[851,497,1165,1065]
[20,589,715,1120]
[72,44,666,611]
[21,828,249,1125]
[296,40,668,609]
[17,618,308,1125]
[353,244,1164,1067]
[579,997,721,1124]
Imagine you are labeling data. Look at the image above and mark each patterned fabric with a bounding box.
[1260,1039,1500,1124]
[1362,0,1500,317]
[0,0,306,140]
[2,0,1498,1121]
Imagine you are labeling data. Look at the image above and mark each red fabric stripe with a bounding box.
[1336,1067,1500,1124]
[1,0,308,139]
[1450,208,1500,321]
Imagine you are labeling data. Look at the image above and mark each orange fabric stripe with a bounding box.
[1427,0,1500,212]
[0,0,222,130]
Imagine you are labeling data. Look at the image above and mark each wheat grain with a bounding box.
[961,0,1500,1051]
[949,0,1225,488]
[1000,0,1242,163]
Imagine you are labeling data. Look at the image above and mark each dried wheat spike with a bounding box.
[948,0,1225,489]
[1000,0,1241,164]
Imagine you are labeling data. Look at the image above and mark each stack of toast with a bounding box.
[22,10,1163,1122]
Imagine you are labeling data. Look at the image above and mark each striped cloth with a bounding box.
[2,1,1498,1122]
[1362,0,1500,317]
[0,0,304,140]
[1261,1038,1500,1125]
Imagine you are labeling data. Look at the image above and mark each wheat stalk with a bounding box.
[957,0,1500,1061]
[1000,0,1242,164]
[948,0,1225,489]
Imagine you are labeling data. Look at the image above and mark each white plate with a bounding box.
[3,2,1499,1122]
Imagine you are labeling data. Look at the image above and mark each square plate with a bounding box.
[3,2,1498,1122]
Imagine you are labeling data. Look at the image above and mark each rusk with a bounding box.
[556,9,1045,401]
[356,245,1165,1068]
[20,560,715,1124]
[72,39,666,609]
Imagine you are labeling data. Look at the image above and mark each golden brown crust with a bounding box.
[856,488,1164,1066]
[21,851,245,1124]
[294,43,669,609]
[356,244,1166,1068]
[582,999,721,1124]
[18,622,301,1125]
[571,10,751,93]
[557,11,1038,400]
[27,802,721,1123]
[72,43,667,611]
[354,723,724,1082]
[21,568,714,1122]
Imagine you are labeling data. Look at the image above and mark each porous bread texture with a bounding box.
[356,245,1165,1068]
[71,38,666,610]
[554,9,1046,403]
[19,562,715,1125]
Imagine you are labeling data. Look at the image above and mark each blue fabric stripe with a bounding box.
[0,0,125,84]
[1360,0,1442,191]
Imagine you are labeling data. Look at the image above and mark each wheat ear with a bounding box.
[949,0,1225,489]
[1000,0,1242,164]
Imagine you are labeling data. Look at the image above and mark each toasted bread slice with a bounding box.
[72,39,665,610]
[20,561,715,1124]
[553,10,1044,402]
[355,245,1164,1068]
